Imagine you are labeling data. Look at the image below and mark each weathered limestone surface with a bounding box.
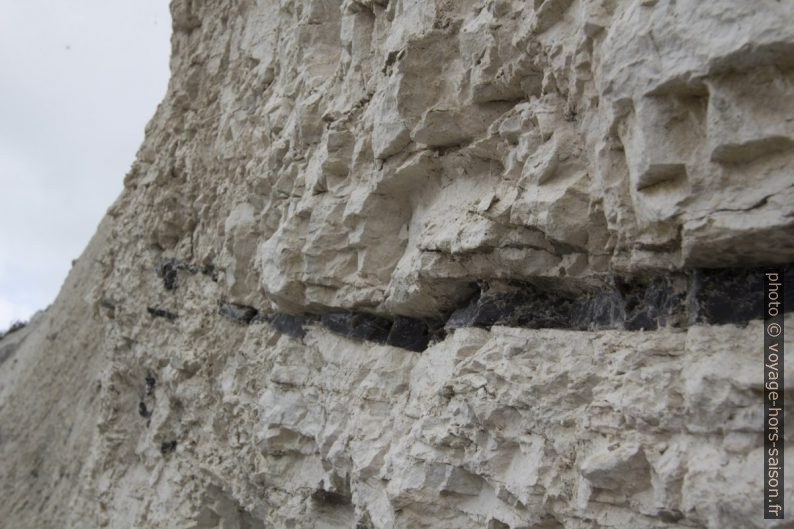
[1,1,794,528]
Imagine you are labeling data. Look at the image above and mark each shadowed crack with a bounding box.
[199,265,792,352]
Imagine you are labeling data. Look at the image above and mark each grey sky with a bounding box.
[0,1,171,329]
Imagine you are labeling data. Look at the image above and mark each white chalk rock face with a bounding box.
[1,1,793,528]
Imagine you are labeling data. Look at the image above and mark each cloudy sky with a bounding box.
[0,1,172,330]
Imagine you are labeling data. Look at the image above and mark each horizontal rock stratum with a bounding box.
[1,1,793,528]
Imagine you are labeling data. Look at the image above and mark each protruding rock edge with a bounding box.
[205,264,794,352]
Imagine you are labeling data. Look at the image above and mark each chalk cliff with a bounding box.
[1,1,793,528]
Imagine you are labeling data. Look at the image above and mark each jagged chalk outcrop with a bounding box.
[1,1,793,528]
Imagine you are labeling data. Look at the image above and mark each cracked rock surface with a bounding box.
[1,0,793,528]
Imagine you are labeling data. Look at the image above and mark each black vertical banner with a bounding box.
[765,270,784,519]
